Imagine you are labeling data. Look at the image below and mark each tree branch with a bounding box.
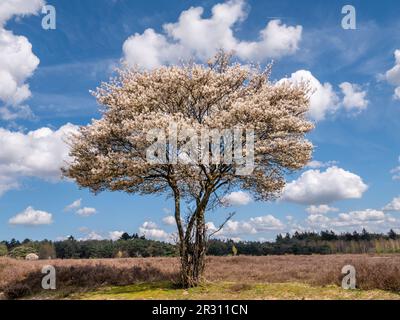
[208,211,236,238]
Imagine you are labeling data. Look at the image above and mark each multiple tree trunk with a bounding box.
[180,208,207,288]
[172,183,211,288]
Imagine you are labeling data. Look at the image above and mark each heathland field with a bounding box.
[1,255,400,300]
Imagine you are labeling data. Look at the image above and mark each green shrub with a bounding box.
[0,244,8,256]
[9,246,38,259]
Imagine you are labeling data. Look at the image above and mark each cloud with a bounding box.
[64,199,82,212]
[306,214,330,227]
[9,206,53,226]
[221,220,257,236]
[56,235,71,241]
[306,205,339,215]
[383,196,400,212]
[282,166,368,205]
[0,174,18,196]
[306,160,338,169]
[306,209,393,232]
[0,123,78,196]
[76,207,97,217]
[391,157,400,181]
[0,0,44,25]
[337,209,386,224]
[162,216,176,226]
[123,0,302,69]
[206,221,218,233]
[278,71,369,121]
[278,70,339,121]
[139,221,170,240]
[235,19,302,60]
[108,230,124,241]
[77,229,125,241]
[395,87,400,100]
[79,231,103,241]
[339,82,368,111]
[248,215,285,231]
[66,199,97,218]
[78,226,89,233]
[0,0,45,119]
[221,191,252,206]
[211,214,284,237]
[142,221,158,229]
[384,50,400,99]
[392,168,400,180]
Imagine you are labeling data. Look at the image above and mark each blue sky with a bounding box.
[0,0,399,242]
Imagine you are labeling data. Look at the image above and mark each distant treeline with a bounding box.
[209,229,400,256]
[1,229,400,259]
[0,234,177,259]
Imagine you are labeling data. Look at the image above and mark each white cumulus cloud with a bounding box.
[337,209,386,224]
[210,214,284,238]
[221,220,257,236]
[77,229,125,241]
[383,196,400,212]
[79,231,103,241]
[278,71,369,121]
[306,213,331,227]
[64,199,82,212]
[66,199,97,218]
[139,221,170,240]
[0,0,45,25]
[395,87,400,100]
[0,123,78,196]
[306,209,394,232]
[339,82,369,111]
[0,0,45,119]
[76,207,97,217]
[9,206,53,226]
[282,166,368,205]
[249,215,284,231]
[306,205,339,215]
[384,50,400,99]
[306,160,338,169]
[123,0,302,69]
[235,19,302,60]
[278,70,339,121]
[108,230,125,241]
[162,216,176,226]
[221,191,252,206]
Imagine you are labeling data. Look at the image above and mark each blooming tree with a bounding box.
[63,52,314,287]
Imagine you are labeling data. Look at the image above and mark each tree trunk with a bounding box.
[171,180,211,288]
[179,208,207,288]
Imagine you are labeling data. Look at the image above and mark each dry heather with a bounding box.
[1,254,400,299]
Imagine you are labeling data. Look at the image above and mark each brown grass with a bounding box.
[1,254,400,299]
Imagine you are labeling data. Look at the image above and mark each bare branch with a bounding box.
[208,211,236,239]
